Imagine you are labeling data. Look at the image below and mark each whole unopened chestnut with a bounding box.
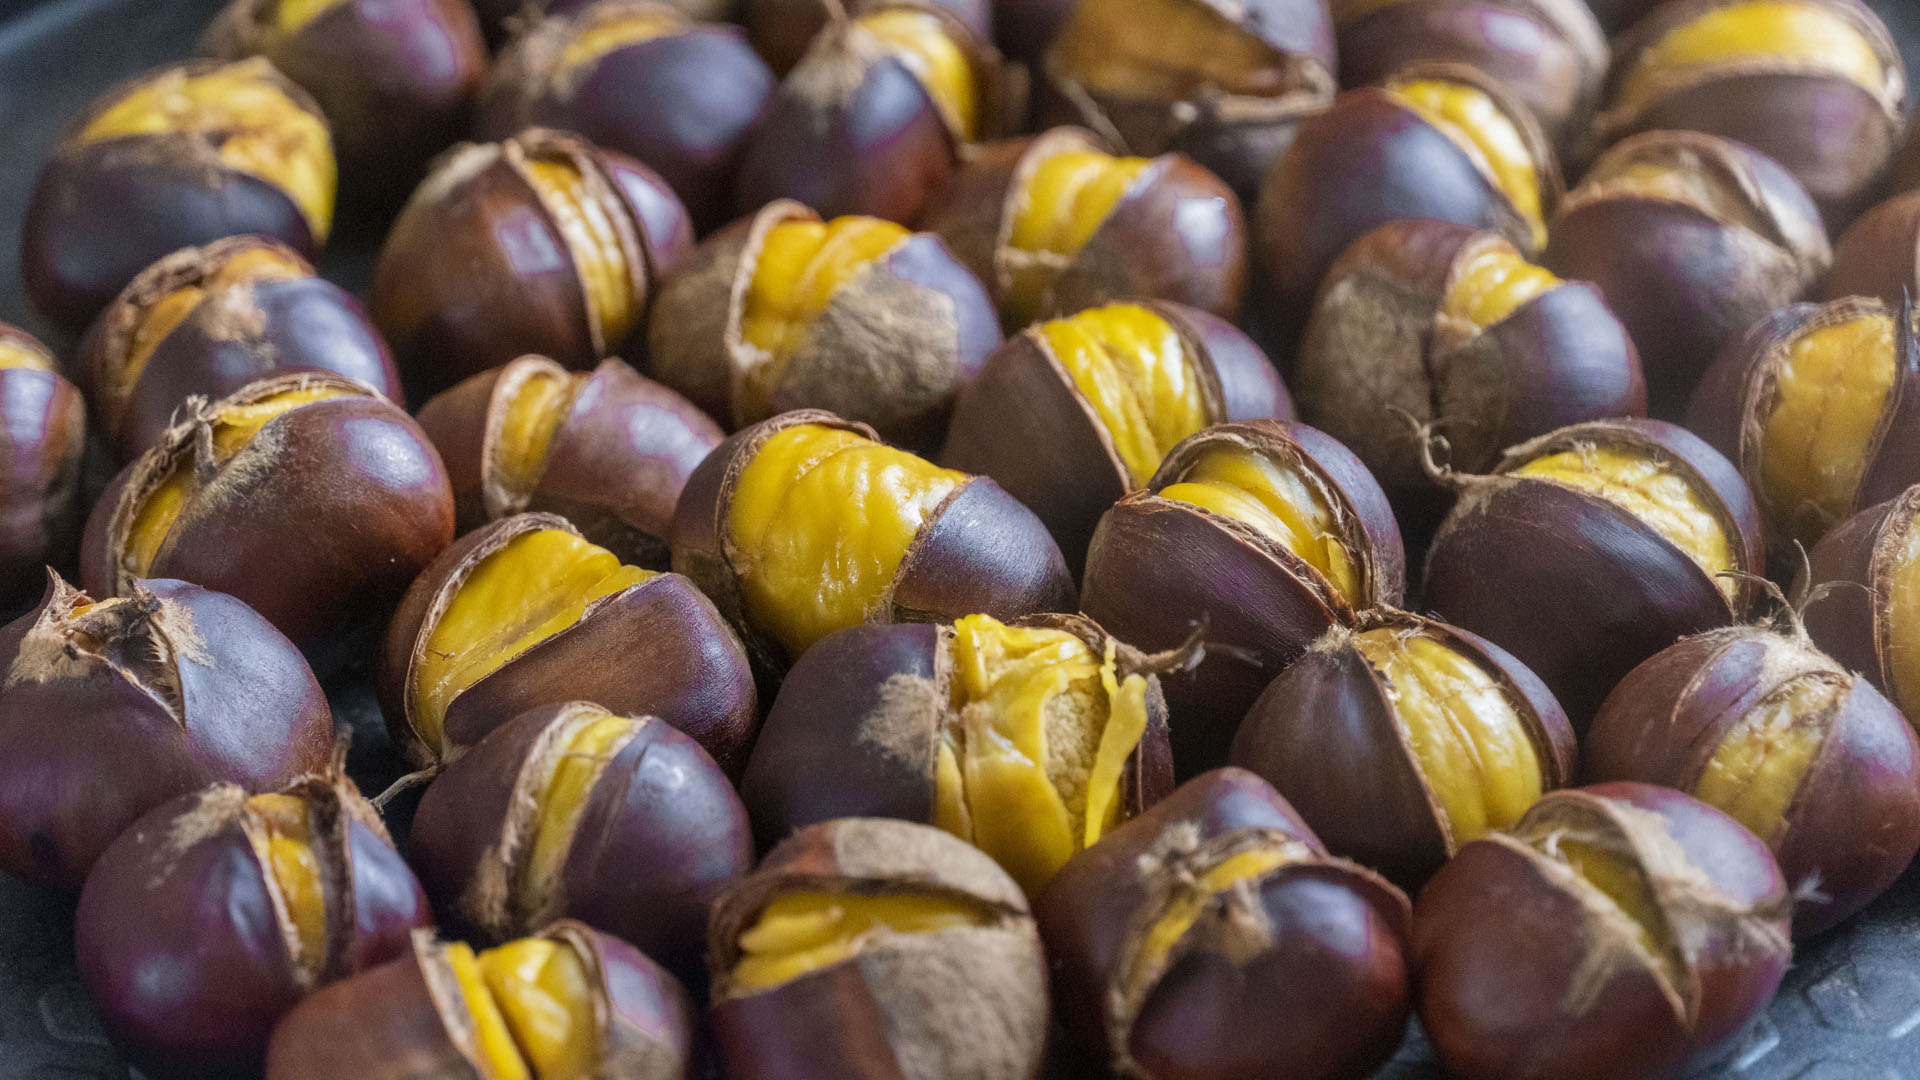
[748,0,992,76]
[1415,783,1792,1080]
[646,201,999,450]
[1821,189,1920,311]
[78,235,400,460]
[940,300,1290,570]
[76,767,429,1080]
[371,128,695,399]
[410,700,752,978]
[1081,419,1405,775]
[1798,485,1920,724]
[0,324,87,611]
[707,817,1048,1080]
[1036,768,1412,1080]
[21,57,335,338]
[416,355,721,569]
[0,573,333,890]
[1423,418,1764,727]
[266,923,691,1080]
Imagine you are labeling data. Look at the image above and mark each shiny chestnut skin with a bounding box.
[1415,783,1793,1080]
[471,0,738,44]
[416,355,722,569]
[0,573,333,891]
[0,324,87,612]
[1036,768,1411,1080]
[1797,486,1920,722]
[1821,189,1920,310]
[747,0,992,76]
[75,771,429,1080]
[1544,131,1832,419]
[372,128,696,401]
[409,700,753,980]
[78,236,401,460]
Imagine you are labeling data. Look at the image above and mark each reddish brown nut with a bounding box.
[0,324,87,612]
[646,202,999,451]
[79,372,454,667]
[1423,418,1765,728]
[1081,419,1405,776]
[416,355,721,569]
[0,573,333,891]
[1585,0,1668,33]
[75,766,430,1080]
[939,301,1289,571]
[740,613,1175,894]
[78,236,401,460]
[1797,485,1920,724]
[1820,188,1920,310]
[1544,130,1832,419]
[471,0,737,44]
[21,58,334,338]
[410,700,753,979]
[747,0,992,76]
[1035,768,1412,1080]
[266,923,692,1080]
[371,128,695,401]
[919,126,1248,331]
[706,817,1048,1080]
[1414,783,1792,1080]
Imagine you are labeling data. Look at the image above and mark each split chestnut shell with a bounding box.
[1798,486,1920,725]
[0,323,87,612]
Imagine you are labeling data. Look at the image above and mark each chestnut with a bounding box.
[0,573,333,890]
[0,323,87,612]
[1585,0,1669,33]
[75,767,430,1080]
[1422,418,1765,728]
[747,0,992,76]
[1035,768,1412,1080]
[471,0,737,45]
[1543,130,1832,419]
[479,1,774,232]
[78,235,401,461]
[1797,485,1920,725]
[646,201,999,451]
[410,700,752,979]
[21,57,335,338]
[371,128,695,400]
[1593,0,1907,229]
[918,126,1248,330]
[1820,188,1920,311]
[706,817,1048,1080]
[415,355,722,569]
[266,922,692,1080]
[79,372,455,667]
[1414,783,1792,1080]
[671,409,1075,673]
[939,301,1290,570]
[740,612,1175,894]
[379,512,758,774]
[1081,419,1405,776]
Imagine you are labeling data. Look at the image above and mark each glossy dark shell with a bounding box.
[1821,189,1920,311]
[748,0,992,75]
[0,341,87,612]
[1797,488,1918,715]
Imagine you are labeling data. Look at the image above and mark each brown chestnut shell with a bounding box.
[1821,188,1920,311]
[1797,485,1920,720]
[747,0,993,76]
[0,324,87,612]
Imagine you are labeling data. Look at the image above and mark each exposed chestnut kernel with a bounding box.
[1821,188,1920,311]
[1414,783,1792,1080]
[266,922,692,1080]
[0,323,87,611]
[0,573,333,890]
[1081,419,1405,776]
[1423,418,1765,728]
[1798,485,1920,726]
[22,57,335,338]
[646,202,999,451]
[741,612,1175,894]
[747,0,992,76]
[410,700,753,979]
[706,818,1048,1080]
[1036,768,1413,1080]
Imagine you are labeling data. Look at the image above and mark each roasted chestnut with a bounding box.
[0,573,332,891]
[21,57,334,338]
[266,923,691,1080]
[740,612,1175,894]
[371,128,695,400]
[1081,419,1404,776]
[919,127,1248,330]
[940,301,1289,570]
[0,323,87,611]
[79,372,454,666]
[410,700,752,978]
[747,0,992,76]
[1821,188,1920,310]
[1414,783,1792,1080]
[1036,768,1412,1080]
[78,235,401,460]
[416,355,721,569]
[706,817,1048,1080]
[379,512,758,774]
[1798,485,1920,724]
[1544,130,1832,419]
[76,767,429,1080]
[671,409,1075,673]
[471,0,737,45]
[1423,418,1765,727]
[646,202,999,451]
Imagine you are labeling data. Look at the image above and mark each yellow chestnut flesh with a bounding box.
[76,58,335,243]
[731,890,992,992]
[1570,159,1771,235]
[1537,831,1679,987]
[556,8,683,73]
[522,711,643,909]
[1133,847,1297,980]
[1037,304,1208,486]
[1887,514,1920,717]
[1617,1,1886,116]
[1159,445,1362,607]
[854,10,979,141]
[0,341,53,371]
[522,156,637,352]
[1441,246,1563,333]
[1694,676,1837,845]
[1757,314,1896,546]
[1006,150,1151,326]
[726,423,963,658]
[248,792,327,977]
[272,0,349,33]
[119,245,309,403]
[448,938,598,1080]
[494,366,584,499]
[1050,0,1294,101]
[1386,78,1545,248]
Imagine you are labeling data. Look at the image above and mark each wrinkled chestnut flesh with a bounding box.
[1610,2,1890,123]
[1753,314,1895,546]
[729,888,996,991]
[441,936,605,1079]
[854,8,981,141]
[1384,75,1548,249]
[1003,149,1152,327]
[1039,303,1212,486]
[519,152,642,359]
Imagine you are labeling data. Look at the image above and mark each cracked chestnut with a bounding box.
[1798,486,1920,725]
[0,323,86,611]
[747,0,991,77]
[471,0,736,45]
